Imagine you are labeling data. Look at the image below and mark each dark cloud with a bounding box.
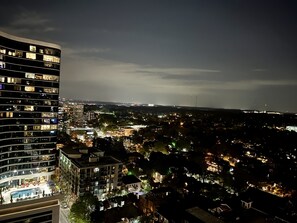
[1,0,297,112]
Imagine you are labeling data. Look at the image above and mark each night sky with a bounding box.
[1,0,297,112]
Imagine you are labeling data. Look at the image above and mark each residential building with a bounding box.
[0,30,61,222]
[122,175,141,193]
[0,31,61,188]
[59,147,123,197]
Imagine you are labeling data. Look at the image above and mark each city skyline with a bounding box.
[1,0,297,112]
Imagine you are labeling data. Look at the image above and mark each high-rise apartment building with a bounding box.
[59,147,123,197]
[0,31,61,188]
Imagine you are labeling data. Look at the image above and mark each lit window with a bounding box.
[25,73,35,79]
[41,125,51,130]
[0,48,6,54]
[0,76,5,82]
[43,75,59,81]
[44,55,53,62]
[35,74,43,80]
[44,100,51,106]
[51,118,57,124]
[24,106,34,111]
[7,77,21,84]
[43,55,60,63]
[6,112,13,118]
[26,52,36,60]
[39,49,44,54]
[53,57,60,63]
[43,119,50,124]
[24,132,33,137]
[0,84,3,90]
[41,125,57,130]
[33,125,41,130]
[29,45,36,52]
[42,112,57,117]
[51,125,57,130]
[8,51,16,56]
[44,88,58,93]
[24,86,35,92]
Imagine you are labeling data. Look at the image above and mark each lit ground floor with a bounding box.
[0,176,55,205]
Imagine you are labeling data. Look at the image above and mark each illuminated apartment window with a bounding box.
[24,86,35,92]
[43,119,50,124]
[44,88,58,93]
[7,77,21,84]
[0,62,5,68]
[6,112,13,118]
[29,45,36,52]
[24,125,28,130]
[0,48,6,54]
[42,112,57,117]
[51,125,57,130]
[24,106,34,111]
[24,131,33,137]
[25,73,35,79]
[33,125,41,130]
[41,125,51,130]
[35,74,43,80]
[39,49,44,54]
[53,57,60,63]
[0,76,5,82]
[8,51,16,56]
[43,55,60,63]
[0,84,3,90]
[43,74,59,81]
[26,52,36,60]
[44,55,53,62]
[44,100,51,106]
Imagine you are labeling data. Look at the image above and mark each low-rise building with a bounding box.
[122,175,141,193]
[59,147,123,197]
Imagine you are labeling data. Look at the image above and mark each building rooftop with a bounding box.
[60,147,122,168]
[0,30,61,49]
[240,187,295,222]
[122,175,141,185]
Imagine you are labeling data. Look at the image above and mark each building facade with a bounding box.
[59,147,123,197]
[0,196,61,223]
[0,31,61,187]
